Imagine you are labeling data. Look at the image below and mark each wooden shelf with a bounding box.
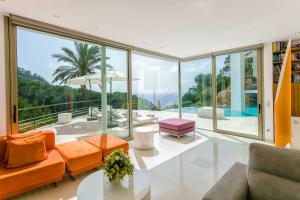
[273,47,300,53]
[273,83,300,116]
[273,71,300,75]
[273,41,300,117]
[273,60,300,64]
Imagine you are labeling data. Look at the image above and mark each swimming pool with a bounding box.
[165,106,258,117]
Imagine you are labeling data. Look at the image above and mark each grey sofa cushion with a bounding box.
[203,162,248,200]
[203,143,300,200]
[249,143,300,183]
[248,169,300,200]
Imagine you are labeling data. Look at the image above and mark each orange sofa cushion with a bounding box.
[0,149,65,199]
[85,134,129,158]
[9,130,55,150]
[4,130,55,162]
[6,135,48,169]
[55,140,102,176]
[4,133,42,162]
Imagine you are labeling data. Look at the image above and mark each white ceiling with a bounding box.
[1,0,300,58]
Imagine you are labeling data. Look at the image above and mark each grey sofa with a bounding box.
[203,143,300,200]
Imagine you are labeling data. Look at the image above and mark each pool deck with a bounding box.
[37,109,258,144]
[140,110,258,136]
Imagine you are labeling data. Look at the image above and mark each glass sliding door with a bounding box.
[132,52,179,130]
[105,47,129,138]
[15,26,130,143]
[16,27,102,136]
[181,58,213,130]
[215,49,262,138]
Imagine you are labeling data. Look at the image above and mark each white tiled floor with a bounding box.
[11,129,267,200]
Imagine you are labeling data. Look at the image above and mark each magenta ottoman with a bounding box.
[159,118,195,138]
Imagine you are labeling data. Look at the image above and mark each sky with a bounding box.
[17,27,128,93]
[181,58,212,94]
[17,27,226,106]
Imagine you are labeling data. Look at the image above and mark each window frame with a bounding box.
[4,14,264,140]
[4,15,178,138]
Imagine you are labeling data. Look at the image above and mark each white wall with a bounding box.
[263,42,274,143]
[0,14,7,135]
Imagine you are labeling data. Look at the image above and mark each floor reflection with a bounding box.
[12,129,263,200]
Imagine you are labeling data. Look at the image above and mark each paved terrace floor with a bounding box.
[143,110,258,136]
[38,110,258,144]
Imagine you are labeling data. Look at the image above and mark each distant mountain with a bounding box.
[17,67,101,109]
[18,67,102,124]
[136,93,179,108]
[18,67,49,84]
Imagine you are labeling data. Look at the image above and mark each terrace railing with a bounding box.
[18,99,101,133]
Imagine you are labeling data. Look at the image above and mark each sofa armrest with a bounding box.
[202,162,248,200]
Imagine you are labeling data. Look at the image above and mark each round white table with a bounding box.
[77,169,151,200]
[133,127,155,150]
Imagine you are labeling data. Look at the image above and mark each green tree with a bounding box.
[182,55,231,107]
[52,42,101,100]
[216,55,231,93]
[221,55,231,75]
[156,99,161,111]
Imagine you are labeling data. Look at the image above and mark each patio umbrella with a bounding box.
[67,76,101,120]
[85,69,140,123]
[67,76,101,85]
[68,68,139,123]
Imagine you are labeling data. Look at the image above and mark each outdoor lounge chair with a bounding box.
[109,109,126,119]
[88,107,100,118]
[107,107,129,128]
[98,108,158,127]
[109,108,158,127]
[132,112,159,126]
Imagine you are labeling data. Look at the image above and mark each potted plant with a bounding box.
[103,150,134,183]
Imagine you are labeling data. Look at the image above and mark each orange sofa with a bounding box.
[0,131,65,200]
[0,131,129,199]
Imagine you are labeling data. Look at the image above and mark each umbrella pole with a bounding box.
[89,80,92,119]
[101,46,107,132]
[110,78,112,124]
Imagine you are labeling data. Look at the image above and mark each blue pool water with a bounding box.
[166,106,258,117]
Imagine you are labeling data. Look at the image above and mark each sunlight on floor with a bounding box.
[130,132,208,170]
[11,129,266,200]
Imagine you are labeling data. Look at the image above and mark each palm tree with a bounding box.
[52,42,101,100]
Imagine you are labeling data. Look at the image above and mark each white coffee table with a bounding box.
[133,127,155,150]
[77,169,151,200]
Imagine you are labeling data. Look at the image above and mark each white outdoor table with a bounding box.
[133,127,155,150]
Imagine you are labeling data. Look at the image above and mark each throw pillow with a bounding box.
[6,135,48,168]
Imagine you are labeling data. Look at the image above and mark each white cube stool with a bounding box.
[133,127,154,150]
[58,113,72,124]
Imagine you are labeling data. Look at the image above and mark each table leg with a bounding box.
[142,189,151,200]
[194,128,196,140]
